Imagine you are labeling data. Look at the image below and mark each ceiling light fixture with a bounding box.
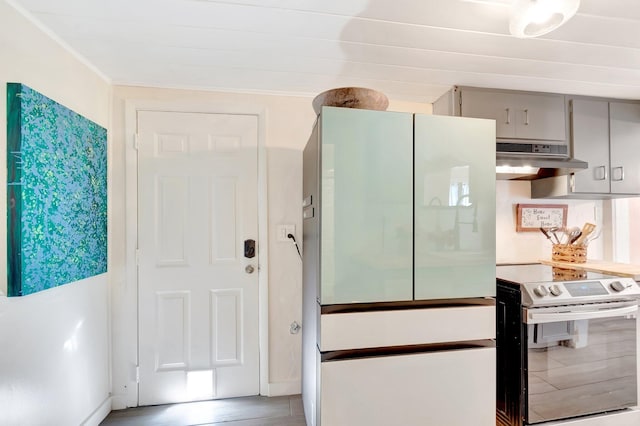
[509,0,580,38]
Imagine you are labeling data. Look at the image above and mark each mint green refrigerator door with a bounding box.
[320,107,413,304]
[414,114,496,300]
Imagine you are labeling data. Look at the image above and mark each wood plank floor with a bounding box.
[100,395,307,426]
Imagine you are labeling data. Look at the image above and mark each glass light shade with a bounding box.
[509,0,580,38]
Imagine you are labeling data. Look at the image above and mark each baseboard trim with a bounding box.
[266,380,301,397]
[81,396,112,426]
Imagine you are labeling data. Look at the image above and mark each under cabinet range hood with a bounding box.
[496,142,588,180]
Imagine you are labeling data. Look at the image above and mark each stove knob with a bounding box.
[533,285,549,297]
[610,281,627,292]
[549,285,563,296]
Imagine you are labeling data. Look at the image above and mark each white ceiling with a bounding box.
[7,0,640,103]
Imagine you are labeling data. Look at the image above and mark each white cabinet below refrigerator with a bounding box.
[319,305,495,352]
[319,347,496,426]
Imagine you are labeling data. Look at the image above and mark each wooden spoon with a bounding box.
[573,223,596,246]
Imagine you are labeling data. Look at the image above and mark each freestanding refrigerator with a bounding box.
[302,106,496,426]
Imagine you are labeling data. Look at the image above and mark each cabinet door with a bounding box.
[320,347,496,426]
[571,99,611,193]
[460,89,566,141]
[512,92,566,141]
[610,102,640,195]
[320,107,413,304]
[414,115,496,300]
[460,89,516,138]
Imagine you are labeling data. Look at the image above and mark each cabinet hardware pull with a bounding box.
[612,166,624,181]
[505,108,510,124]
[524,109,529,125]
[595,165,607,181]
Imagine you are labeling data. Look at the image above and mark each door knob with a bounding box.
[245,265,255,274]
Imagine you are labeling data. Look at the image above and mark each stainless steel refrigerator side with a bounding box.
[301,115,320,426]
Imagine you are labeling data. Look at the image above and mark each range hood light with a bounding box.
[496,165,540,174]
[509,0,580,38]
[496,165,541,180]
[495,153,588,180]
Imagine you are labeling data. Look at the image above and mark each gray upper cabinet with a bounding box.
[610,102,640,195]
[571,99,611,193]
[458,88,567,142]
[571,99,640,196]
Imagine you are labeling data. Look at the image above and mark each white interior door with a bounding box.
[137,110,259,406]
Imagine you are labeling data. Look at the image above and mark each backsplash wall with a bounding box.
[496,180,605,264]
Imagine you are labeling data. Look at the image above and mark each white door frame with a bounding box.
[124,99,269,406]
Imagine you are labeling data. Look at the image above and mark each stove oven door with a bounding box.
[523,301,639,424]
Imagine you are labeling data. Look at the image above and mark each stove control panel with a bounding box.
[522,277,640,306]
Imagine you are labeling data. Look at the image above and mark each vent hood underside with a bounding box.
[496,153,588,180]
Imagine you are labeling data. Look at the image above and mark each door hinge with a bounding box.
[136,366,140,383]
[134,134,139,151]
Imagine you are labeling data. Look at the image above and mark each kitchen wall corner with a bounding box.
[496,180,606,264]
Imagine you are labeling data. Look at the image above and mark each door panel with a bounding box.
[156,176,188,264]
[460,89,566,141]
[210,289,242,366]
[320,347,496,426]
[156,291,190,370]
[461,89,517,139]
[610,102,640,194]
[414,114,496,300]
[571,99,611,194]
[137,110,259,406]
[512,93,566,141]
[319,107,413,304]
[210,177,239,262]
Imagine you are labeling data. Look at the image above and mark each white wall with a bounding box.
[0,1,111,425]
[496,180,606,264]
[108,84,431,405]
[629,199,640,264]
[611,198,640,264]
[0,276,110,425]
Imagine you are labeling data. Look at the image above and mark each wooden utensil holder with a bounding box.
[552,244,587,264]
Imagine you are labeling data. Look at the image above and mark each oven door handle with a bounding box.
[525,304,638,324]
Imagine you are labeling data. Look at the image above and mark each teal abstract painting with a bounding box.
[7,83,107,297]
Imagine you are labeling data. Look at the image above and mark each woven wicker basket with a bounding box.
[552,244,587,264]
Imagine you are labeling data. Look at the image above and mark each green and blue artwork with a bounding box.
[7,83,107,297]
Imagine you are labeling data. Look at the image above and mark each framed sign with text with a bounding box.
[516,204,568,232]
